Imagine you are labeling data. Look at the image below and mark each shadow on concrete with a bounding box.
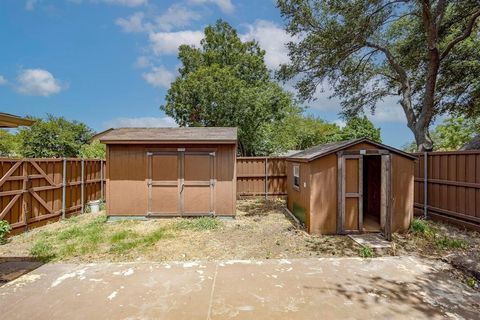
[0,257,43,286]
[304,268,480,319]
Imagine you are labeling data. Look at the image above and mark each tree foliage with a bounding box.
[79,140,106,159]
[260,114,381,155]
[162,20,297,156]
[260,110,341,154]
[339,116,382,142]
[277,0,480,151]
[404,116,479,151]
[18,115,94,158]
[0,130,20,157]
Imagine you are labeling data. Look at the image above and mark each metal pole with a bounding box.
[81,159,85,213]
[264,157,268,200]
[423,151,428,219]
[62,158,67,219]
[100,159,104,202]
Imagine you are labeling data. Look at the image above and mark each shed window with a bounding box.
[293,165,300,189]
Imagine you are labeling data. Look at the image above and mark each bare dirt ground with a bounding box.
[0,199,478,289]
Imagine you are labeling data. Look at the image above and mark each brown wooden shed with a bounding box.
[285,138,416,240]
[99,127,237,217]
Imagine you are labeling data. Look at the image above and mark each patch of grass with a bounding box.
[30,241,56,262]
[143,228,168,246]
[174,217,220,231]
[57,226,83,240]
[435,236,468,249]
[359,246,374,258]
[110,230,139,243]
[411,219,432,235]
[0,220,12,244]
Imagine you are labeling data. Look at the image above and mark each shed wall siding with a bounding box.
[286,161,310,229]
[106,143,236,216]
[308,153,337,234]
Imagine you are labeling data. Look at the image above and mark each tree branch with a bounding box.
[441,10,480,60]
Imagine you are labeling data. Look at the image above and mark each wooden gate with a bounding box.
[1,158,105,234]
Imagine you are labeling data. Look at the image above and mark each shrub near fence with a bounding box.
[0,158,105,234]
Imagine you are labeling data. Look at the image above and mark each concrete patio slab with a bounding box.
[0,256,478,319]
[349,233,392,249]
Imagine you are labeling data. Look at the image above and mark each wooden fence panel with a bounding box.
[414,151,480,230]
[0,158,105,234]
[236,157,287,197]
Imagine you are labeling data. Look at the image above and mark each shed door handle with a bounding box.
[180,183,184,193]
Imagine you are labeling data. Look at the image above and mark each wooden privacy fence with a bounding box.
[0,158,105,234]
[414,151,480,231]
[236,157,287,197]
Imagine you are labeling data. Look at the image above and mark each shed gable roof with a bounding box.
[97,127,237,144]
[287,138,417,161]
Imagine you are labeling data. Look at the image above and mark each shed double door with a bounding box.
[147,150,215,216]
[338,152,392,240]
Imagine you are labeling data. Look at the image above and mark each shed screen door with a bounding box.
[338,155,363,233]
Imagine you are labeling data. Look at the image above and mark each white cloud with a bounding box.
[104,116,178,128]
[69,0,147,6]
[156,5,201,31]
[241,20,292,70]
[16,69,64,97]
[368,96,406,123]
[142,66,176,88]
[189,0,235,14]
[25,0,39,10]
[115,12,149,33]
[0,75,7,85]
[149,30,203,55]
[102,0,147,6]
[135,56,152,68]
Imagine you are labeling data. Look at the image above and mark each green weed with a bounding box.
[30,241,56,262]
[359,246,374,258]
[466,277,477,289]
[0,220,11,244]
[174,217,220,231]
[411,219,432,234]
[435,236,468,249]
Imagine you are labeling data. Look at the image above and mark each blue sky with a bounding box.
[0,0,414,147]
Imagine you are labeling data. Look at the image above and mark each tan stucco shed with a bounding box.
[286,138,416,239]
[99,127,237,218]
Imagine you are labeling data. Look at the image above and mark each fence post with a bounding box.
[62,158,67,219]
[423,151,428,219]
[264,157,268,200]
[81,159,85,214]
[100,159,104,201]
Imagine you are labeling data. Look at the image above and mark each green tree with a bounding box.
[162,20,297,156]
[79,140,106,159]
[18,115,94,158]
[404,116,479,151]
[0,130,20,157]
[260,110,341,154]
[277,0,480,151]
[338,117,381,142]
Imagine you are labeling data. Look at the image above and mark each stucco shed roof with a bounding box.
[287,138,417,162]
[97,127,237,144]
